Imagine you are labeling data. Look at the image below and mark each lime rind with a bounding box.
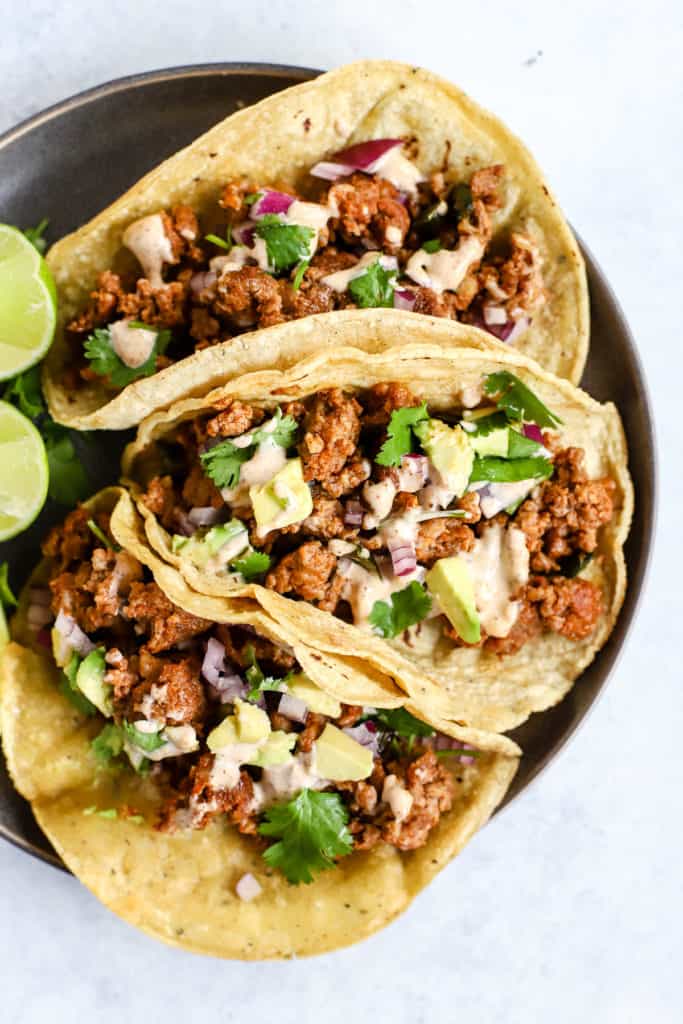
[0,400,49,541]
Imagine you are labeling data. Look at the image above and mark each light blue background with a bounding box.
[1,3,679,1020]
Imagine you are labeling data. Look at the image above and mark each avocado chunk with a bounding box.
[206,715,239,752]
[414,419,474,496]
[75,648,111,716]
[172,521,249,569]
[314,723,373,781]
[234,699,271,743]
[286,673,342,718]
[250,458,313,535]
[425,556,481,644]
[249,730,297,767]
[51,626,72,669]
[469,427,509,458]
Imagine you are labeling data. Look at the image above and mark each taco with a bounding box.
[0,488,518,958]
[123,329,633,733]
[44,60,587,430]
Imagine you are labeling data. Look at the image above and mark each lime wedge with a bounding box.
[0,224,57,381]
[0,401,49,541]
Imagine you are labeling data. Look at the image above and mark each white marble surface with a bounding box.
[1,2,680,1020]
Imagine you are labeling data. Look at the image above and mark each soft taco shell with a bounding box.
[0,490,518,959]
[123,336,633,733]
[44,59,588,430]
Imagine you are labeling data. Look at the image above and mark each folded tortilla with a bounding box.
[123,327,633,733]
[0,487,518,958]
[44,60,588,431]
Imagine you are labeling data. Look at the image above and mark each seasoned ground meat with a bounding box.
[527,575,603,640]
[181,464,223,509]
[514,447,616,572]
[322,454,371,499]
[133,657,207,726]
[296,712,327,753]
[104,649,139,703]
[204,400,264,439]
[382,750,455,851]
[326,173,410,252]
[484,598,542,656]
[214,624,297,674]
[415,517,475,566]
[140,475,179,531]
[335,704,363,728]
[285,280,337,318]
[265,541,339,606]
[362,382,421,427]
[212,266,284,329]
[125,582,211,653]
[158,753,257,833]
[299,389,362,483]
[42,506,98,569]
[117,279,188,329]
[189,306,221,345]
[67,271,125,335]
[298,491,348,540]
[470,164,505,207]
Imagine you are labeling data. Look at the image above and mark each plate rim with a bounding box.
[0,61,657,870]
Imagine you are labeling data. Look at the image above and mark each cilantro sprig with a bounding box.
[122,721,166,753]
[259,789,353,884]
[23,219,49,255]
[0,563,17,609]
[91,723,125,763]
[254,215,315,274]
[469,455,554,484]
[244,645,287,702]
[485,371,562,429]
[368,581,432,638]
[232,550,272,580]
[376,402,429,467]
[200,409,298,489]
[348,259,396,308]
[84,325,171,389]
[372,707,434,738]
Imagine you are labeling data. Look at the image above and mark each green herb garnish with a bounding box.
[84,325,171,389]
[253,215,315,274]
[469,455,554,484]
[200,409,297,489]
[0,563,17,609]
[485,371,562,429]
[259,790,353,884]
[376,402,429,467]
[232,550,272,580]
[23,218,49,255]
[348,259,396,308]
[422,239,442,254]
[368,581,432,638]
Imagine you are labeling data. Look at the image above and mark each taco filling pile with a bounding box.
[137,370,616,658]
[62,142,545,394]
[34,504,487,885]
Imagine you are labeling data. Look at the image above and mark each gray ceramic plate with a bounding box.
[0,64,655,870]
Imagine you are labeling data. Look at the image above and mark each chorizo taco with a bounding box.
[0,487,518,958]
[123,323,633,733]
[44,60,588,430]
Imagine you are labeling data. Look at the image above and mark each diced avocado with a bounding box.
[414,419,474,497]
[51,626,72,668]
[172,521,248,569]
[425,557,480,644]
[470,427,509,458]
[286,673,342,718]
[75,648,111,716]
[234,699,271,743]
[314,723,373,782]
[249,730,296,768]
[250,458,313,534]
[206,715,239,752]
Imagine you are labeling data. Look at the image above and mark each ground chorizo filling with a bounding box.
[137,372,616,654]
[32,505,473,885]
[63,139,546,392]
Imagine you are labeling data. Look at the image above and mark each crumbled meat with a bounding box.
[322,454,371,499]
[214,624,296,674]
[299,389,362,483]
[469,164,504,207]
[335,704,363,728]
[125,582,211,653]
[67,271,125,335]
[181,464,223,509]
[140,475,179,531]
[326,173,410,252]
[415,517,474,566]
[527,575,604,640]
[204,400,264,438]
[362,382,421,428]
[133,656,207,726]
[189,306,221,345]
[50,548,143,632]
[42,506,98,570]
[104,649,139,703]
[296,491,348,540]
[158,753,257,833]
[296,712,326,753]
[484,598,541,656]
[381,750,455,851]
[514,447,616,572]
[212,266,285,329]
[265,541,339,607]
[118,279,188,329]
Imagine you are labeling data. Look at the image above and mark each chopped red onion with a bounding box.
[29,586,51,607]
[201,638,247,702]
[251,189,295,219]
[54,609,95,656]
[232,222,255,248]
[174,510,196,537]
[482,303,508,326]
[188,506,221,528]
[433,735,476,764]
[190,270,217,295]
[277,692,308,724]
[393,288,416,312]
[470,312,531,343]
[343,723,380,756]
[236,872,262,902]
[344,499,364,526]
[310,138,404,181]
[523,423,544,445]
[388,538,417,577]
[36,627,51,650]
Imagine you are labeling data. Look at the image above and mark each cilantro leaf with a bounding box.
[372,707,434,738]
[368,581,432,638]
[485,371,563,428]
[507,429,543,459]
[122,721,166,753]
[254,215,315,273]
[0,563,17,609]
[292,259,309,291]
[376,402,429,467]
[2,365,45,418]
[469,455,553,484]
[205,231,232,251]
[244,645,284,702]
[91,723,125,763]
[254,409,298,449]
[43,424,91,506]
[259,789,353,884]
[87,518,119,551]
[84,325,170,389]
[23,218,49,255]
[348,259,396,308]
[464,411,508,437]
[200,441,252,489]
[422,239,441,254]
[232,550,272,580]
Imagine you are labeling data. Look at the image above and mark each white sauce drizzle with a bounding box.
[405,236,485,294]
[463,524,529,637]
[250,751,328,812]
[382,774,414,823]
[322,252,398,293]
[109,318,156,369]
[362,478,397,530]
[122,213,174,288]
[375,148,424,194]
